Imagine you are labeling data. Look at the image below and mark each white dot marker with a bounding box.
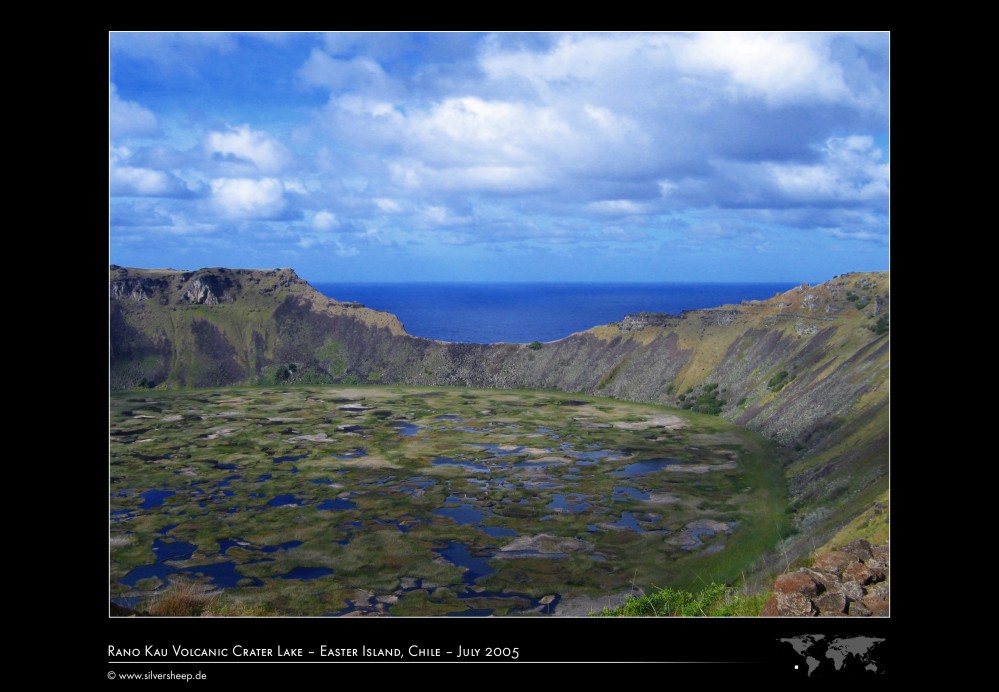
[794,665,799,670]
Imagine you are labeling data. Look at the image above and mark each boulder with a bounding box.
[867,582,889,600]
[839,538,872,561]
[871,543,890,565]
[774,592,815,616]
[842,562,876,585]
[837,581,865,601]
[862,595,890,616]
[812,550,858,575]
[847,601,872,616]
[774,571,821,596]
[801,568,839,592]
[814,591,847,615]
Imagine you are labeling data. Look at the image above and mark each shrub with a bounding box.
[768,370,789,392]
[870,315,889,335]
[147,583,216,616]
[527,341,543,350]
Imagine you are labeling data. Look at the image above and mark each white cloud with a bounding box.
[209,177,288,219]
[768,136,888,203]
[109,145,190,197]
[587,200,650,215]
[417,205,473,228]
[110,167,189,197]
[374,198,403,213]
[205,125,292,173]
[658,180,678,197]
[109,83,159,139]
[676,32,851,105]
[312,210,338,231]
[297,49,394,94]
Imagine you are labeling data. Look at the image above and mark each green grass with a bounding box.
[598,582,769,617]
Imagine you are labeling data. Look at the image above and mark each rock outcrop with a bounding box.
[761,539,889,617]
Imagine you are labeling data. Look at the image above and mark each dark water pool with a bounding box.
[318,498,357,511]
[278,566,334,580]
[608,512,653,533]
[152,538,197,561]
[392,422,421,436]
[470,443,525,456]
[434,541,495,584]
[433,504,486,525]
[480,525,518,538]
[140,489,175,509]
[613,486,650,501]
[268,494,304,507]
[547,494,590,513]
[183,561,262,588]
[120,562,174,588]
[273,455,307,464]
[433,457,489,472]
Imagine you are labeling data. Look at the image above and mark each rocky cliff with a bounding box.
[109,265,889,567]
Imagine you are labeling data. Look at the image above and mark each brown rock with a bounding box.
[775,592,815,616]
[867,582,889,600]
[760,596,779,617]
[866,558,886,570]
[862,595,889,616]
[843,562,876,585]
[814,591,847,615]
[801,568,839,592]
[840,539,872,561]
[538,594,556,605]
[847,601,872,616]
[871,543,889,565]
[774,571,821,596]
[837,582,865,601]
[813,551,858,575]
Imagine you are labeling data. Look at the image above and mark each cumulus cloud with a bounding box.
[311,210,339,231]
[209,178,294,219]
[109,83,159,139]
[676,32,852,105]
[109,146,191,197]
[767,135,888,203]
[205,125,293,174]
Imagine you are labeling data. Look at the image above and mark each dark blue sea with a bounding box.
[312,283,797,344]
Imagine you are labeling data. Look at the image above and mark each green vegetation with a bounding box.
[527,341,543,350]
[682,383,726,415]
[870,315,889,335]
[110,385,786,616]
[599,582,769,617]
[767,370,791,392]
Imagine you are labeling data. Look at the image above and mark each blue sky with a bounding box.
[109,32,889,283]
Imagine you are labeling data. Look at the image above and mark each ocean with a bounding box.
[312,282,798,344]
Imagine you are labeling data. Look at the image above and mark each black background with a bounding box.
[106,613,890,678]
